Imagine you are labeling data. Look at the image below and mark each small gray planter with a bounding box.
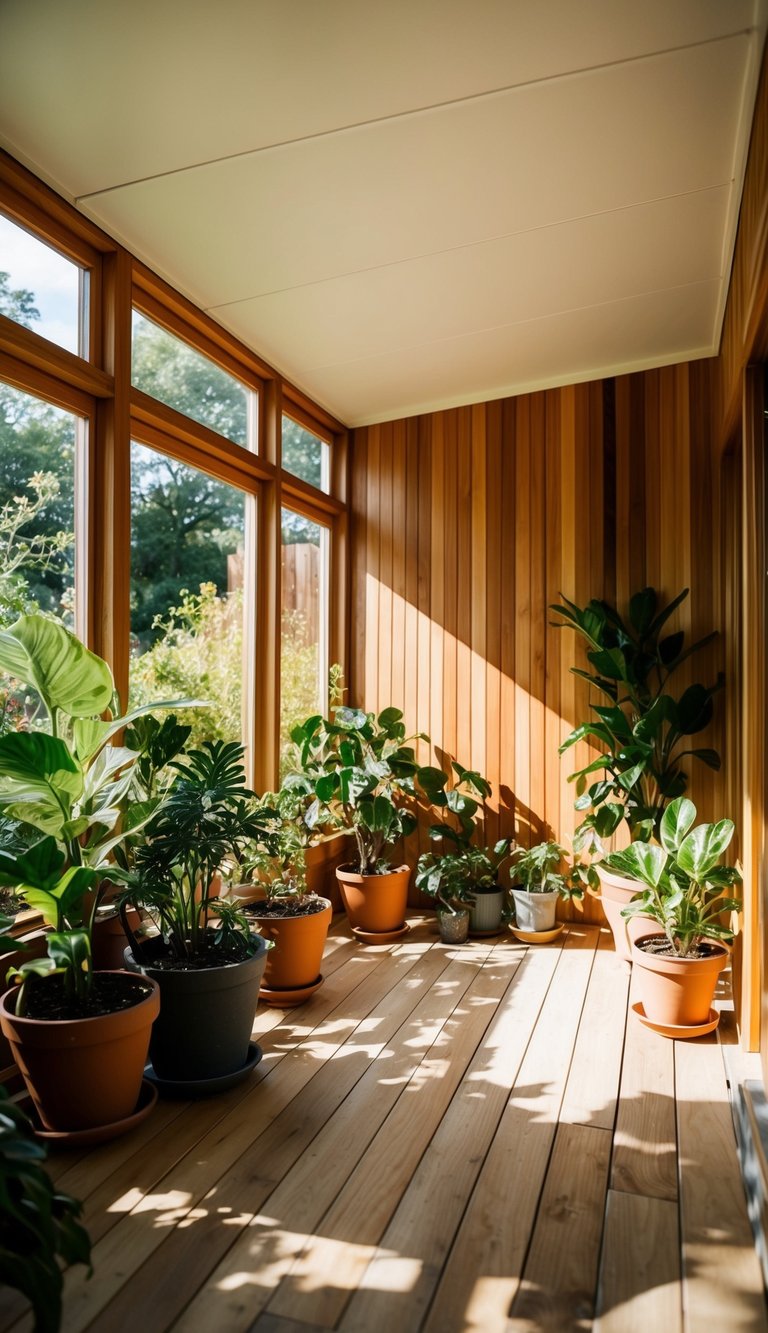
[469,886,505,935]
[511,888,559,932]
[437,908,470,944]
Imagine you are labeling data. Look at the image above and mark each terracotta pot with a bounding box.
[631,933,729,1027]
[597,865,650,961]
[125,933,270,1082]
[437,908,470,944]
[511,888,558,932]
[336,864,410,934]
[0,974,160,1131]
[92,907,142,971]
[247,898,332,991]
[469,885,505,935]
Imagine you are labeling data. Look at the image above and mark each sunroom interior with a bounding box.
[2,2,768,1329]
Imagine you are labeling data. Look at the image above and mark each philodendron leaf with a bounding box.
[603,842,667,888]
[0,733,82,837]
[0,615,113,719]
[677,819,735,881]
[660,797,697,856]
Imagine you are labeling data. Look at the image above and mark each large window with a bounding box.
[132,311,254,448]
[281,508,328,774]
[282,414,329,491]
[0,385,79,732]
[0,212,86,356]
[1,157,345,789]
[129,444,249,747]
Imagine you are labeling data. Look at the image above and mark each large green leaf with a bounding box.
[628,588,657,636]
[677,819,735,880]
[0,616,113,720]
[660,797,697,855]
[604,842,667,888]
[0,733,82,836]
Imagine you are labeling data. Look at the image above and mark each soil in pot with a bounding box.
[0,973,159,1131]
[630,933,729,1028]
[244,897,332,994]
[124,929,270,1083]
[336,864,410,935]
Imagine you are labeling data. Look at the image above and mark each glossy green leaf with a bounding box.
[660,797,697,855]
[0,615,113,719]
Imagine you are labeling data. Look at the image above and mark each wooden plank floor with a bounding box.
[1,915,765,1333]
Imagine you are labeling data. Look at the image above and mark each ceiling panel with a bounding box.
[293,282,720,425]
[80,37,747,309]
[214,187,728,371]
[0,2,765,426]
[0,0,755,195]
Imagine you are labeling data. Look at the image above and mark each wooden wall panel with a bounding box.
[349,366,720,929]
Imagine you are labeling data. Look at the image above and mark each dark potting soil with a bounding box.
[24,972,154,1022]
[139,930,256,971]
[244,897,327,921]
[0,887,22,917]
[638,936,722,961]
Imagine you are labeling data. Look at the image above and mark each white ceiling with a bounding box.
[0,0,766,427]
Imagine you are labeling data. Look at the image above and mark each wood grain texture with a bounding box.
[594,1190,682,1333]
[349,370,721,925]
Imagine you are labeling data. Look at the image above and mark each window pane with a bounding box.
[131,311,252,447]
[129,444,247,747]
[0,213,84,356]
[282,415,329,491]
[0,383,77,733]
[281,508,328,776]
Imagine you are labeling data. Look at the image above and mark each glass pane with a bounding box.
[129,444,247,747]
[0,383,77,734]
[282,415,329,491]
[131,311,252,447]
[0,212,83,355]
[281,508,328,776]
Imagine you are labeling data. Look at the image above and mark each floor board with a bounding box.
[5,914,765,1333]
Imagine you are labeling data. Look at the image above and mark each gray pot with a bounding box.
[124,933,270,1082]
[437,908,470,944]
[511,888,559,932]
[469,886,505,935]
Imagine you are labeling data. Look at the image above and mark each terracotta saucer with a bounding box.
[144,1041,263,1097]
[24,1078,158,1147]
[351,922,410,945]
[631,1001,720,1040]
[510,923,565,944]
[259,975,324,1007]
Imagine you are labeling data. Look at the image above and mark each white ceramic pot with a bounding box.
[511,888,559,932]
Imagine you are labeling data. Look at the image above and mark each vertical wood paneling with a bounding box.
[349,367,718,924]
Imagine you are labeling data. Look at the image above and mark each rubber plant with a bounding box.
[0,1085,91,1332]
[550,587,722,850]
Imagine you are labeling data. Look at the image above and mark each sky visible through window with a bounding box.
[0,213,81,354]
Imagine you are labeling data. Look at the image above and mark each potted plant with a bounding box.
[509,840,579,935]
[0,615,173,1132]
[236,782,334,1005]
[119,738,275,1089]
[416,762,512,940]
[603,797,741,1034]
[550,587,722,958]
[0,1084,91,1330]
[290,704,431,942]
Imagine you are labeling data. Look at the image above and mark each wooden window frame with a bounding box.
[0,148,350,793]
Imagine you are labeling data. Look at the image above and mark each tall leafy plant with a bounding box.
[290,705,430,875]
[121,739,278,962]
[0,615,196,1011]
[550,588,722,848]
[415,762,512,911]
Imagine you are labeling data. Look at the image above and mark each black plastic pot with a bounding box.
[124,934,270,1082]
